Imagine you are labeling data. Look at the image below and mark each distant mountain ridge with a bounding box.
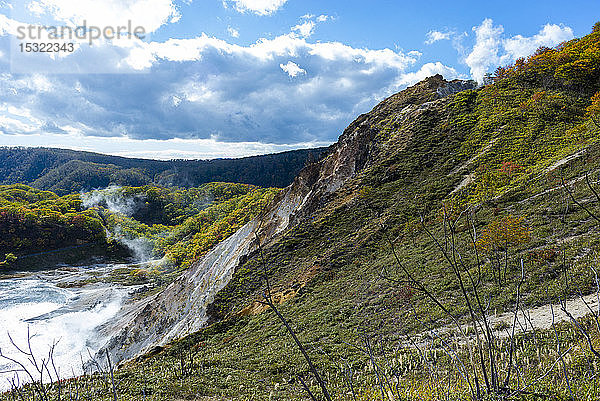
[0,146,329,194]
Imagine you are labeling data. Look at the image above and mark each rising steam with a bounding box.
[81,186,155,262]
[81,185,139,216]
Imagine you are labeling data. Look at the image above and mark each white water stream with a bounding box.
[0,264,140,391]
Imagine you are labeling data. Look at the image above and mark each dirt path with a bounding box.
[403,292,600,349]
[491,292,599,335]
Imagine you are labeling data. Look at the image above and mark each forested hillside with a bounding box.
[0,147,327,194]
[0,183,279,272]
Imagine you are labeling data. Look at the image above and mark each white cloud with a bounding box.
[170,95,182,107]
[0,13,465,150]
[23,0,181,33]
[425,30,451,45]
[227,26,240,38]
[29,74,54,92]
[292,20,315,38]
[222,0,288,16]
[464,18,504,83]
[0,101,45,134]
[0,29,431,144]
[0,115,38,133]
[396,62,461,86]
[465,19,574,82]
[280,61,306,77]
[0,13,21,35]
[120,32,420,73]
[289,14,331,40]
[502,23,573,61]
[27,1,46,16]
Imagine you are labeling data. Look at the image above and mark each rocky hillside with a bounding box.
[6,26,600,401]
[99,75,480,361]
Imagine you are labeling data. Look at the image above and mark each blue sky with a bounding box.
[0,0,597,159]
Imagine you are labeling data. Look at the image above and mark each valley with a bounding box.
[1,23,600,401]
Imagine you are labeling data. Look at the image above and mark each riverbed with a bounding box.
[0,263,143,390]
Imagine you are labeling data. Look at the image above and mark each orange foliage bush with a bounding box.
[476,215,531,253]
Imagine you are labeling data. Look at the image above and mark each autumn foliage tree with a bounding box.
[476,215,530,285]
[587,91,600,128]
[476,215,530,253]
[499,161,524,179]
[488,23,600,92]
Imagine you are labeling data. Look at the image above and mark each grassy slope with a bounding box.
[97,29,600,400]
[3,28,600,401]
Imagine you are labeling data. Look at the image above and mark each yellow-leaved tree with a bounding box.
[586,91,600,128]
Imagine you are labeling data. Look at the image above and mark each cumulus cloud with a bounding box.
[425,30,451,45]
[227,26,240,38]
[222,0,288,16]
[464,19,504,83]
[503,23,573,61]
[0,13,20,35]
[290,14,333,39]
[0,27,444,145]
[119,31,422,75]
[465,19,574,82]
[21,0,181,34]
[292,20,315,38]
[0,8,463,154]
[280,61,306,77]
[396,62,462,86]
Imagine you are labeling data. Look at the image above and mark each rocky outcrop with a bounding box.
[436,79,478,98]
[98,221,258,362]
